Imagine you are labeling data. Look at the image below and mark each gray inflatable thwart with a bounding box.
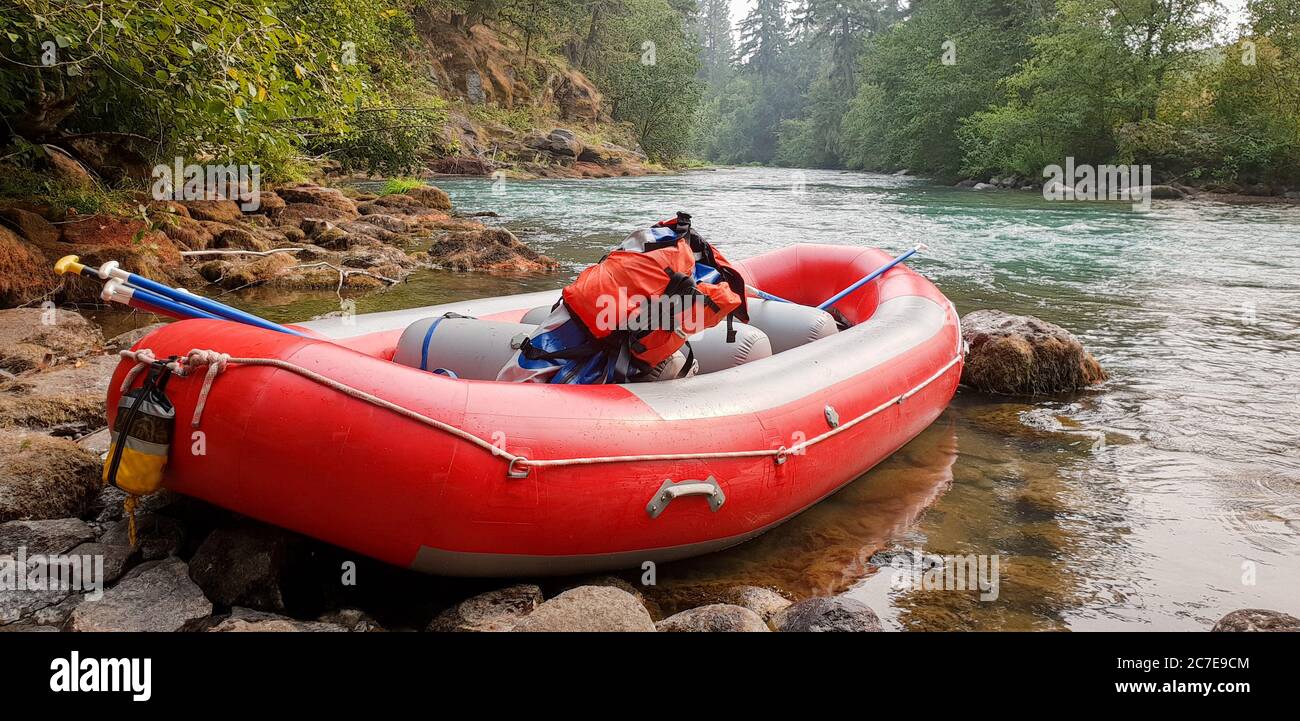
[396,297,834,381]
[686,321,771,373]
[742,298,838,353]
[393,317,535,380]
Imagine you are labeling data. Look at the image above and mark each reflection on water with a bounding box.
[95,168,1300,629]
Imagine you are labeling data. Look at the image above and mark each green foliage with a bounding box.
[0,0,442,180]
[0,164,133,217]
[840,0,1038,177]
[378,177,427,194]
[586,0,704,160]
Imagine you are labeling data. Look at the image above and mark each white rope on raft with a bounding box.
[119,348,963,475]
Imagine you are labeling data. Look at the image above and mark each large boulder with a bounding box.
[275,186,358,217]
[961,309,1107,395]
[1212,609,1300,632]
[181,200,244,223]
[525,128,584,158]
[402,185,452,211]
[0,432,101,522]
[0,354,118,431]
[424,227,558,274]
[274,202,357,225]
[187,522,309,612]
[775,596,882,632]
[0,207,59,245]
[0,308,103,373]
[511,586,656,632]
[427,584,544,632]
[68,558,212,632]
[655,604,769,632]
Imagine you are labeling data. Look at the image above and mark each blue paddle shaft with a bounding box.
[816,247,922,311]
[122,285,225,321]
[123,271,305,336]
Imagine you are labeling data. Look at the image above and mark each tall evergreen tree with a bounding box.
[699,0,735,87]
[736,0,789,77]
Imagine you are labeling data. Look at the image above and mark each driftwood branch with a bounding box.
[180,248,303,258]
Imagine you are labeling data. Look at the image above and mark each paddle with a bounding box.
[56,255,307,337]
[816,243,928,311]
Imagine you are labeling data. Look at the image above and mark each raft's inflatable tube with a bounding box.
[107,244,963,576]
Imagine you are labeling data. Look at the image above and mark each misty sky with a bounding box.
[726,0,1253,37]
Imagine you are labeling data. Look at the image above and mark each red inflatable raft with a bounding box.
[107,244,963,575]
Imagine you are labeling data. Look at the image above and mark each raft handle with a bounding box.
[646,476,725,519]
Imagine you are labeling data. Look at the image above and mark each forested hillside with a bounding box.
[695,0,1300,187]
[1,1,1297,190]
[0,0,705,187]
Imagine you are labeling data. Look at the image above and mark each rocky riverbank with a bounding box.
[950,172,1300,204]
[1,180,558,311]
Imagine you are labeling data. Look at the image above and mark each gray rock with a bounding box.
[954,179,978,188]
[960,309,1107,395]
[720,586,791,626]
[98,512,184,560]
[428,583,543,632]
[526,128,584,158]
[0,581,78,626]
[511,586,655,632]
[972,183,995,191]
[1212,609,1300,632]
[1146,184,1185,199]
[208,607,347,632]
[67,541,139,585]
[775,596,882,632]
[656,604,769,632]
[1042,179,1072,196]
[76,427,112,456]
[68,558,212,631]
[188,522,307,612]
[105,323,166,352]
[0,518,95,556]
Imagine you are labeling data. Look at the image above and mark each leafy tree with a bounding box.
[0,0,443,179]
[588,0,704,160]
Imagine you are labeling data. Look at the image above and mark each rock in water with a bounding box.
[775,596,882,632]
[69,558,212,632]
[720,586,792,627]
[656,604,769,632]
[1212,609,1300,632]
[510,586,655,632]
[960,309,1106,395]
[0,433,102,522]
[427,584,544,632]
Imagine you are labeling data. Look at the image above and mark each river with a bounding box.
[184,167,1300,629]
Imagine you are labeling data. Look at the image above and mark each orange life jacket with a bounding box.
[560,213,747,372]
